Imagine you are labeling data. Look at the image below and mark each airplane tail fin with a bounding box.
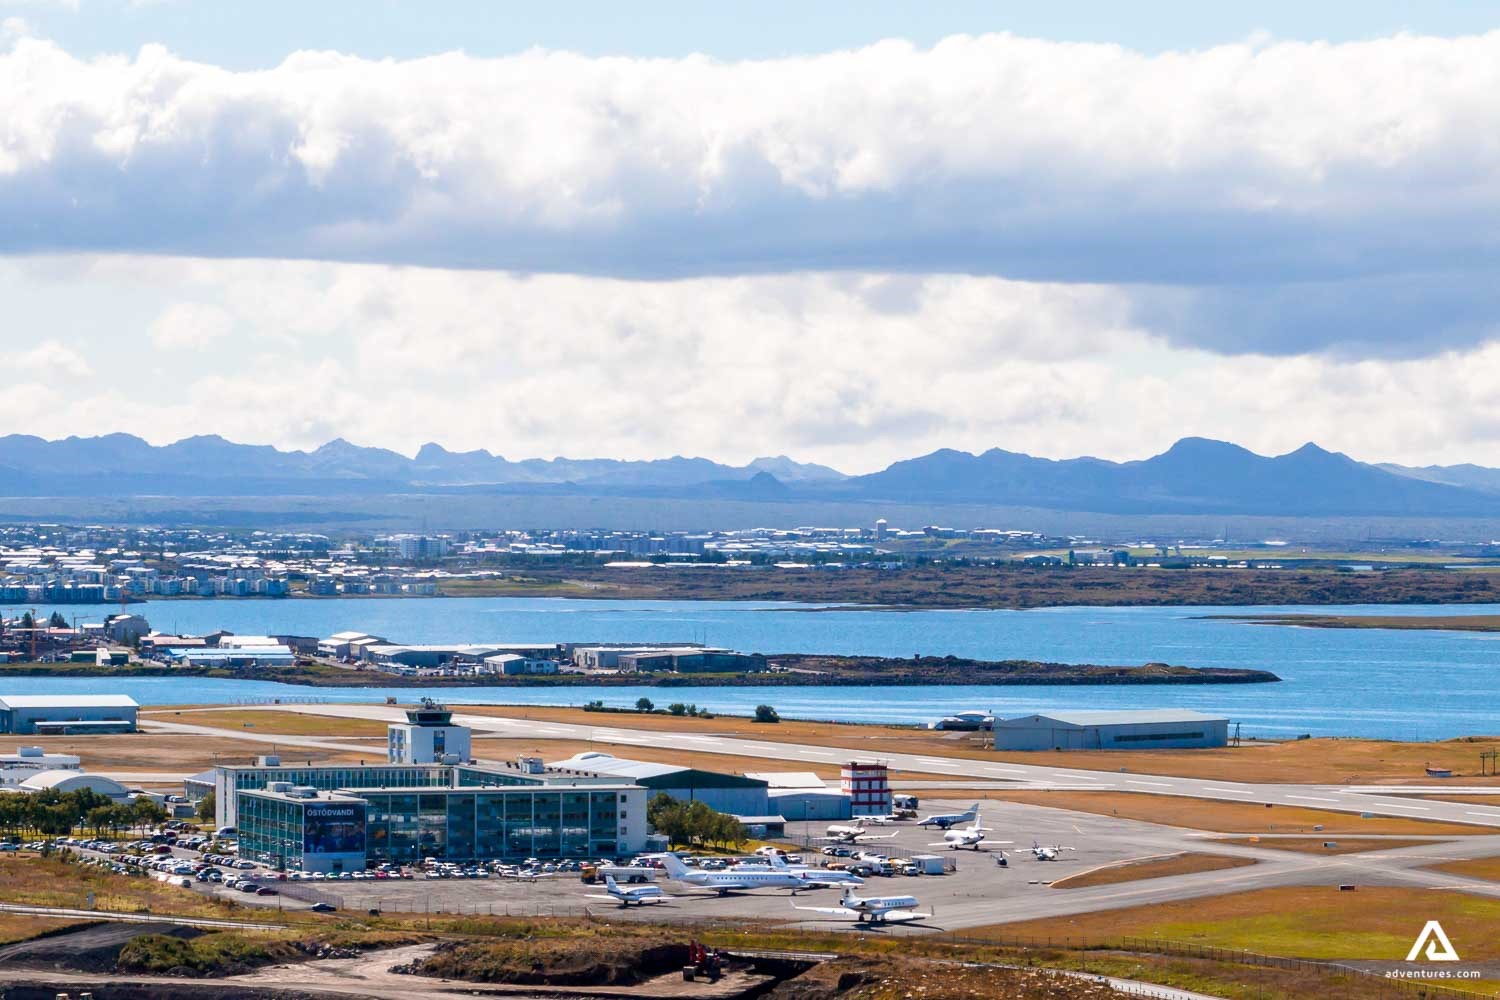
[768,853,787,869]
[604,874,619,890]
[660,854,688,878]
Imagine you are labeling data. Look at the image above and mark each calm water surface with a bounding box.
[9,597,1499,739]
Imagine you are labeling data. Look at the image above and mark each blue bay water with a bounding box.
[10,597,1500,739]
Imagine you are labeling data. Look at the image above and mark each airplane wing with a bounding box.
[880,909,933,922]
[855,832,901,841]
[791,903,860,916]
[584,893,671,903]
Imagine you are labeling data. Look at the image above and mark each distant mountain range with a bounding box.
[2,433,1499,518]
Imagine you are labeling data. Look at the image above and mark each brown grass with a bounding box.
[9,732,371,772]
[968,885,1500,961]
[1218,837,1438,855]
[1049,853,1255,889]
[0,913,84,944]
[1428,857,1500,882]
[0,855,306,924]
[428,706,1500,784]
[978,791,1488,836]
[153,709,390,738]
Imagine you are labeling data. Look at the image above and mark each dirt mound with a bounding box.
[0,921,204,974]
[399,938,688,986]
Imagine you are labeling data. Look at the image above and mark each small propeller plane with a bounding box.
[915,802,979,830]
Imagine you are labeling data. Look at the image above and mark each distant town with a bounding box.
[5,518,1477,607]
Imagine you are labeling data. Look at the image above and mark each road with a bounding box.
[204,703,1500,829]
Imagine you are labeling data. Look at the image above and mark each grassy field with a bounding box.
[1429,857,1500,882]
[979,791,1488,836]
[0,854,307,922]
[432,707,1500,783]
[976,885,1500,962]
[149,708,391,738]
[1049,853,1255,889]
[428,563,1500,609]
[202,702,1500,788]
[13,731,371,772]
[1218,837,1439,855]
[0,913,83,943]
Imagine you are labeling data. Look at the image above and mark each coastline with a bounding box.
[0,655,1279,689]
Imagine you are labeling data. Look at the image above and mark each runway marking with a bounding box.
[1375,803,1430,812]
[1466,811,1500,818]
[1126,780,1171,788]
[1286,795,1340,804]
[1203,787,1253,795]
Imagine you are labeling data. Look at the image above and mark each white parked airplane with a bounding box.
[916,802,979,829]
[763,853,866,887]
[821,819,901,844]
[793,887,932,924]
[588,874,669,907]
[927,810,1010,851]
[1031,841,1075,861]
[660,853,809,896]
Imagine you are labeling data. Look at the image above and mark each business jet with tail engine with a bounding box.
[660,853,809,896]
[762,853,866,887]
[588,874,669,907]
[793,887,932,924]
[916,802,979,830]
[821,819,902,844]
[927,810,1009,851]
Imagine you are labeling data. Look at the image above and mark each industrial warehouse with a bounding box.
[0,694,140,735]
[992,709,1230,750]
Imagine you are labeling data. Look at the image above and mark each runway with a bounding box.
[198,703,1500,829]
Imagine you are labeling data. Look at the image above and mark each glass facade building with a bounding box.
[221,759,648,870]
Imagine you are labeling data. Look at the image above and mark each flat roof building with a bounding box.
[0,695,139,735]
[552,752,770,817]
[994,709,1230,751]
[221,757,649,871]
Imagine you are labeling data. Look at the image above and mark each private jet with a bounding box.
[820,819,901,844]
[763,853,867,887]
[660,853,808,896]
[588,874,669,907]
[927,810,1010,851]
[916,802,979,830]
[793,887,932,925]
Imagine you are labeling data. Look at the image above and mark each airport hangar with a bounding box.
[993,709,1229,751]
[0,694,139,735]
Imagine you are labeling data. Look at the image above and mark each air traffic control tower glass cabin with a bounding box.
[387,698,472,765]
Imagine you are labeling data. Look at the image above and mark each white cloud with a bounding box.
[1,34,1500,354]
[3,254,1500,471]
[147,300,233,349]
[15,337,91,376]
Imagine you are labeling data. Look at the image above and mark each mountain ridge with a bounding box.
[0,433,1497,517]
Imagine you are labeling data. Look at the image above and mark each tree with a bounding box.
[635,697,655,713]
[48,612,68,629]
[753,704,780,724]
[668,703,688,716]
[196,791,216,824]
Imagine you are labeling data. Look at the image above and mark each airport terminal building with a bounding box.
[226,757,649,872]
[993,709,1230,751]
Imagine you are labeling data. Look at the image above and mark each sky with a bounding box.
[2,2,1500,473]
